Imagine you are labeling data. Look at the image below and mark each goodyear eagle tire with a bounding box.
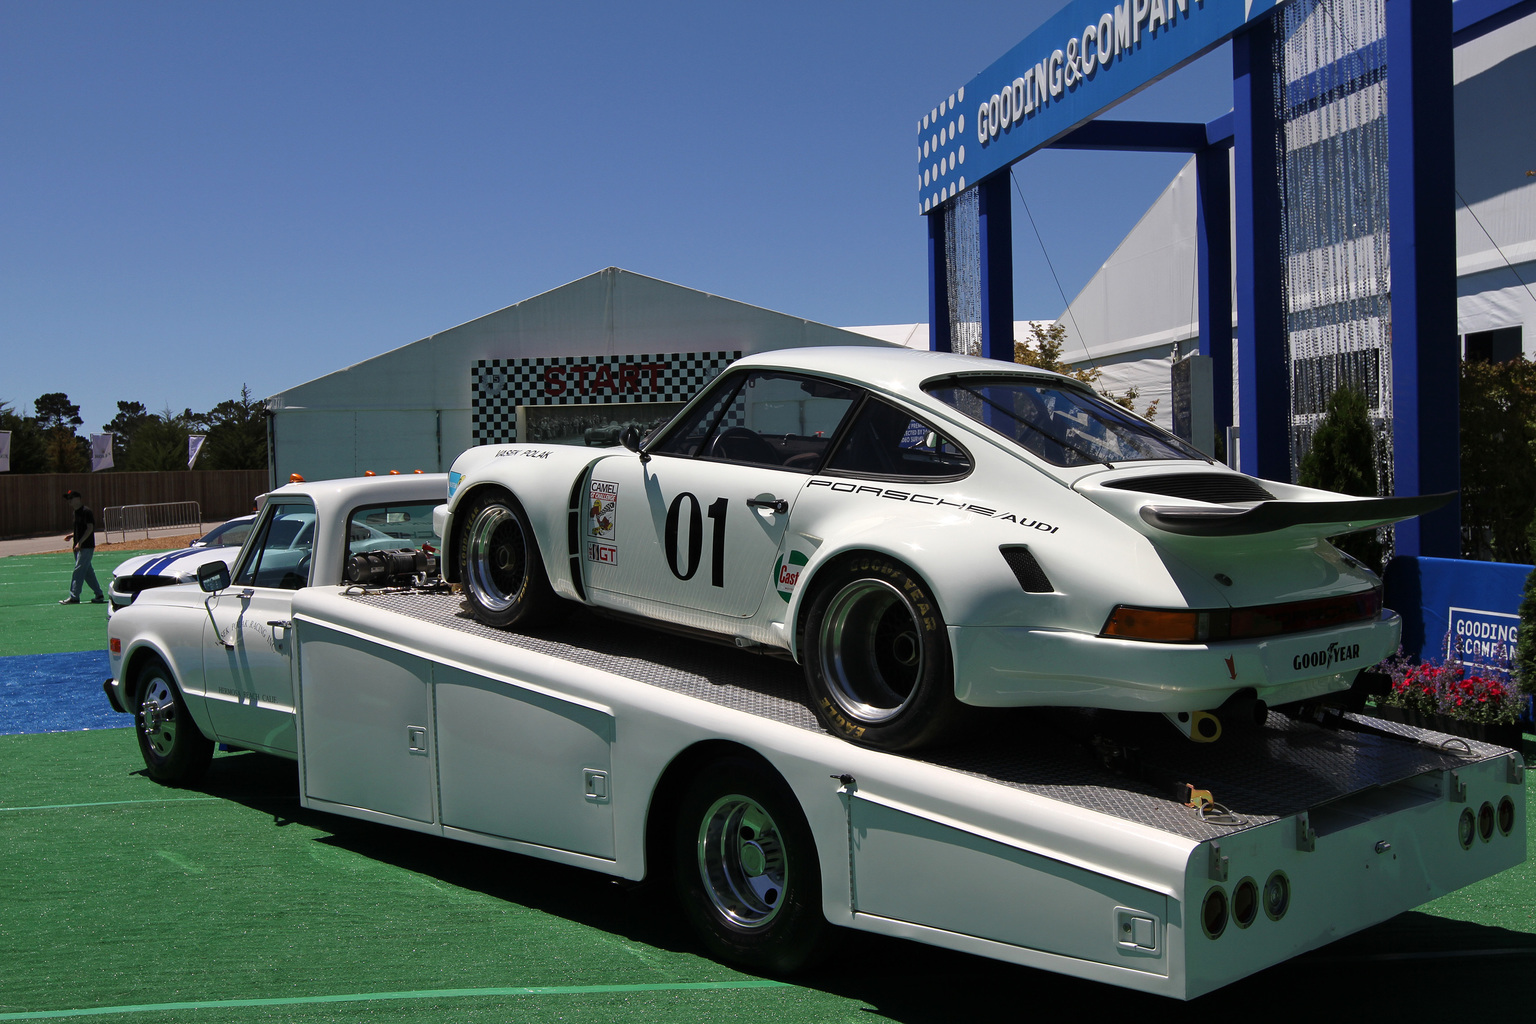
[134,658,213,786]
[674,756,824,974]
[803,554,961,751]
[456,487,555,630]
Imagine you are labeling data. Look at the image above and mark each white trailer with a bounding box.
[283,586,1524,1000]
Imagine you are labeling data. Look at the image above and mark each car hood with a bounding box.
[111,544,244,581]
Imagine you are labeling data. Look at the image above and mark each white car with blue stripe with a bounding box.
[108,544,247,614]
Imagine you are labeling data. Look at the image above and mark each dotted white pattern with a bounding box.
[918,87,966,214]
[471,351,741,445]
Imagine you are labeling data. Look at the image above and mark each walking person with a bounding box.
[61,489,105,605]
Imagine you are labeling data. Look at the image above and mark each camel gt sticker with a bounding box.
[589,480,618,540]
[774,550,809,603]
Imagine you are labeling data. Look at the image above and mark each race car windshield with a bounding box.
[925,377,1205,467]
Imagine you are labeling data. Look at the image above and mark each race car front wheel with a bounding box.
[457,487,555,629]
[803,554,962,750]
[674,756,824,973]
[134,658,213,786]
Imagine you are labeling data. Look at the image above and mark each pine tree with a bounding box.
[1298,386,1382,571]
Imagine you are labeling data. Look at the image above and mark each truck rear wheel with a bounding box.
[134,658,212,786]
[674,757,824,973]
[457,487,555,629]
[803,554,962,751]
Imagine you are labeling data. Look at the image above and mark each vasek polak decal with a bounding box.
[805,479,1058,533]
[1448,607,1520,672]
[773,550,809,604]
[1292,642,1362,673]
[587,480,618,565]
[496,448,553,460]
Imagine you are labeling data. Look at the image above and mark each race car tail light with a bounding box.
[999,546,1053,593]
[1100,588,1382,643]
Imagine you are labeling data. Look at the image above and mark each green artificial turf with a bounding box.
[0,551,176,658]
[2,730,1533,1022]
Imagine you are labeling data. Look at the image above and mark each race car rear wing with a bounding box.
[1138,492,1455,537]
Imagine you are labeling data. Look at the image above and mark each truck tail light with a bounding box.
[1262,871,1290,921]
[1498,796,1516,837]
[1201,887,1228,939]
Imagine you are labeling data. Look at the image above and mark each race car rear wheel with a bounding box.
[134,658,213,786]
[803,554,961,750]
[457,487,555,629]
[674,756,824,973]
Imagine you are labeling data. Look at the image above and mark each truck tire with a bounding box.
[134,658,213,786]
[803,554,962,751]
[674,756,824,973]
[457,486,555,629]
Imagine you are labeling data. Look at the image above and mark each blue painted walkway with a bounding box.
[0,650,124,735]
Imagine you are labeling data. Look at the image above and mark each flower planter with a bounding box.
[1364,704,1527,750]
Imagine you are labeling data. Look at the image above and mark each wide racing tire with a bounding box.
[456,486,556,630]
[673,756,825,974]
[133,658,213,786]
[802,553,962,751]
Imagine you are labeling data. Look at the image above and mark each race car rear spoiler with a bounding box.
[1139,492,1455,537]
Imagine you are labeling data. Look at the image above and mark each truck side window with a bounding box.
[232,502,317,591]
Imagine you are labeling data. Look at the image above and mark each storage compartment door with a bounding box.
[434,664,615,859]
[297,625,435,824]
[849,794,1169,976]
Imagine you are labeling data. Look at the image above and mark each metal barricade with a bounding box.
[101,501,203,544]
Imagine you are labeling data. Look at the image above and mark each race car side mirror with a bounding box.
[620,426,650,462]
[197,561,231,594]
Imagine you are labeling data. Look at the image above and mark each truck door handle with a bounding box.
[747,497,788,514]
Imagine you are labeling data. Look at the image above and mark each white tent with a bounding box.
[267,268,894,484]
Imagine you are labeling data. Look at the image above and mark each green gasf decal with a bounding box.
[773,550,809,603]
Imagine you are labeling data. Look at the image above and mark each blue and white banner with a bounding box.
[188,434,206,469]
[90,432,113,472]
[917,0,1286,213]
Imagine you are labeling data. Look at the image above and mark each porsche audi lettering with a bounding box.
[439,347,1446,751]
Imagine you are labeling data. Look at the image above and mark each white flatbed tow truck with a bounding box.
[270,583,1522,1000]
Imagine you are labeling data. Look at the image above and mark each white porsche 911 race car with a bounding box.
[438,347,1444,751]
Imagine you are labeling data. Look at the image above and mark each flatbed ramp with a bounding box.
[292,588,1524,999]
[351,589,1512,843]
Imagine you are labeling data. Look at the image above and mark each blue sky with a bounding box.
[2,1,1237,436]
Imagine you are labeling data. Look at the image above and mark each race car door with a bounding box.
[584,369,860,622]
[201,500,314,755]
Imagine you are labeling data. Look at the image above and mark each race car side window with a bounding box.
[650,371,859,470]
[232,501,317,591]
[823,398,971,480]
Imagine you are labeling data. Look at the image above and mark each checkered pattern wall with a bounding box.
[471,351,741,445]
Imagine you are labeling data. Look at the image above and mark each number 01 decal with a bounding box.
[664,493,727,587]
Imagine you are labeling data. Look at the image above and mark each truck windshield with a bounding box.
[925,376,1204,467]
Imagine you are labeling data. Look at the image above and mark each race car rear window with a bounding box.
[925,377,1203,467]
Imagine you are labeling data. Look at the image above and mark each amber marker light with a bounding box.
[1101,589,1381,644]
[1101,607,1212,642]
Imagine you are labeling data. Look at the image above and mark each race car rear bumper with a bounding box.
[950,611,1401,712]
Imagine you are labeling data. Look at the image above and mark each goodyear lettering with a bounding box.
[1292,643,1361,672]
[804,478,1059,533]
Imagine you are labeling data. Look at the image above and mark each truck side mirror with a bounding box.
[197,560,231,594]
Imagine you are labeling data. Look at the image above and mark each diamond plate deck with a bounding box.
[346,590,1513,843]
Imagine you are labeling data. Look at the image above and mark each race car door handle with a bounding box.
[747,497,788,514]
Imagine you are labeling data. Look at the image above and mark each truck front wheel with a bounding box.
[674,757,824,973]
[457,487,555,629]
[134,658,212,786]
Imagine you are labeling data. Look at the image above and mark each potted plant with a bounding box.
[1368,646,1526,749]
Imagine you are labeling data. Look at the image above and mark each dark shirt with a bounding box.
[73,506,95,549]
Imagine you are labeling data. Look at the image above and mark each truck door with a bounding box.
[202,500,315,755]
